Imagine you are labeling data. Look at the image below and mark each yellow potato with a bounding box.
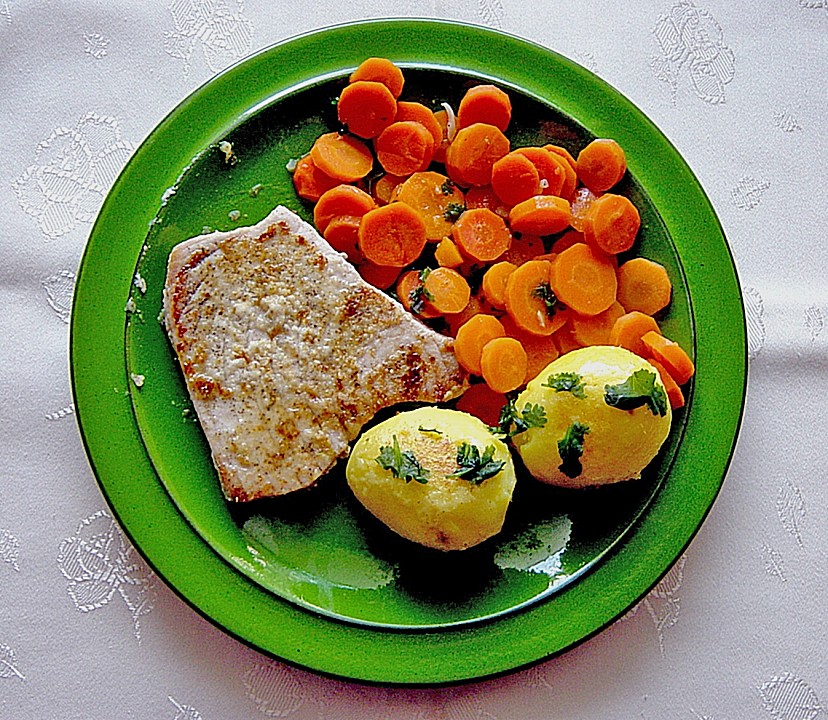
[513,345,672,488]
[346,407,516,551]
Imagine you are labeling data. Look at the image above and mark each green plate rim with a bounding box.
[70,18,746,685]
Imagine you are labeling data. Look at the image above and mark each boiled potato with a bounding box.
[513,345,672,488]
[346,407,516,551]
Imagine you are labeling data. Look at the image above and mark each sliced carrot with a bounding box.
[491,151,541,207]
[543,144,578,173]
[445,123,510,187]
[434,237,464,268]
[393,171,465,241]
[454,314,506,375]
[481,261,517,309]
[445,293,488,336]
[337,80,398,139]
[464,185,510,219]
[513,147,565,197]
[570,301,626,347]
[310,132,374,182]
[500,314,561,381]
[583,193,641,255]
[616,257,672,315]
[569,186,598,232]
[501,233,545,265]
[550,242,617,316]
[422,267,471,315]
[641,331,695,385]
[547,150,578,199]
[555,325,583,356]
[504,259,567,336]
[349,57,405,98]
[375,121,435,176]
[323,214,364,264]
[451,207,512,262]
[291,155,342,202]
[509,195,572,236]
[454,382,508,426]
[395,101,443,148]
[480,336,528,393]
[609,311,662,357]
[313,184,376,233]
[357,261,401,290]
[576,138,627,193]
[372,173,404,205]
[457,84,512,132]
[647,358,686,410]
[358,203,427,268]
[396,269,440,319]
[550,230,585,254]
[432,108,450,164]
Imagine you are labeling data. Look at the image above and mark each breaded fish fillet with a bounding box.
[163,205,467,501]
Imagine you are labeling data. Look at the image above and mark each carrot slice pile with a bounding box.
[610,311,662,356]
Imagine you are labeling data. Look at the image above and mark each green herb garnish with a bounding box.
[449,442,506,485]
[532,282,564,319]
[418,426,443,435]
[604,369,668,417]
[542,371,587,398]
[558,422,590,479]
[494,398,548,437]
[443,202,465,222]
[376,435,430,484]
[408,268,435,315]
[440,178,456,196]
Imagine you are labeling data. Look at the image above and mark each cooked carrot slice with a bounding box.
[543,144,578,173]
[371,173,404,205]
[313,184,376,233]
[323,214,364,264]
[501,233,545,265]
[358,203,427,268]
[393,171,465,241]
[422,267,471,315]
[491,151,541,207]
[504,259,567,336]
[349,57,405,98]
[337,80,398,139]
[509,195,571,236]
[569,186,598,232]
[451,207,512,262]
[641,331,695,385]
[555,325,583,356]
[576,138,627,193]
[648,358,686,409]
[609,311,662,357]
[570,301,626,346]
[445,293,488,336]
[454,314,506,375]
[481,261,517,309]
[457,84,512,132]
[454,382,508,426]
[395,101,443,147]
[464,185,510,219]
[357,261,401,290]
[550,242,617,316]
[291,155,341,202]
[547,151,577,199]
[500,314,561,381]
[583,193,641,254]
[480,336,528,393]
[434,237,464,268]
[616,257,672,315]
[396,269,440,319]
[375,121,435,176]
[445,123,510,187]
[310,132,374,182]
[550,230,585,254]
[513,147,565,197]
[432,108,450,164]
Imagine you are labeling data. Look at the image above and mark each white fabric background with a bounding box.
[1,1,827,717]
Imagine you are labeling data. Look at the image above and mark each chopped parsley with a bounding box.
[408,268,435,315]
[604,369,668,417]
[542,371,587,398]
[531,282,564,319]
[494,398,548,437]
[418,426,443,435]
[449,442,506,485]
[440,178,456,196]
[443,202,465,222]
[376,435,430,484]
[558,422,590,479]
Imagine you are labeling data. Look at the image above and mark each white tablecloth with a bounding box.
[2,1,827,717]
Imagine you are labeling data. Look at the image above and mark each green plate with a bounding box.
[71,19,745,684]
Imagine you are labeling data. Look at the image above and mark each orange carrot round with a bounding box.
[576,138,627,193]
[445,123,510,187]
[550,242,617,316]
[422,267,471,314]
[357,261,401,290]
[647,358,686,409]
[393,171,465,241]
[395,101,443,148]
[445,293,489,337]
[543,144,578,173]
[480,336,528,393]
[502,233,545,265]
[550,230,585,254]
[464,185,510,219]
[583,193,641,254]
[641,331,695,385]
[616,257,672,315]
[547,151,577,199]
[291,155,341,202]
[349,57,405,98]
[609,311,662,357]
[432,108,450,164]
[500,314,561,382]
[504,259,566,336]
[457,84,512,132]
[569,186,598,232]
[313,184,376,233]
[454,382,508,426]
[434,237,464,268]
[509,195,572,236]
[481,260,517,309]
[491,151,541,207]
[451,207,512,262]
[358,203,427,268]
[374,121,435,177]
[310,132,374,182]
[372,173,404,205]
[396,269,440,318]
[337,80,398,139]
[569,301,626,346]
[454,314,506,375]
[323,214,364,264]
[514,147,565,197]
